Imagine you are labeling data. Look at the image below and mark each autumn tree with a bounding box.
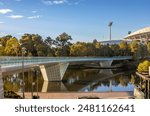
[119,41,129,55]
[4,37,20,56]
[0,45,5,56]
[70,42,87,56]
[0,35,12,47]
[20,34,47,56]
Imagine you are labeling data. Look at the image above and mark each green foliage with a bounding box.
[0,45,5,56]
[147,42,150,54]
[56,32,72,47]
[0,33,149,57]
[70,42,88,56]
[0,35,12,47]
[130,40,138,53]
[55,33,72,56]
[137,60,150,73]
[20,34,47,56]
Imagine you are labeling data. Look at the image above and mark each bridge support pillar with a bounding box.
[41,81,67,92]
[99,69,113,75]
[99,60,113,68]
[0,66,4,99]
[40,63,69,81]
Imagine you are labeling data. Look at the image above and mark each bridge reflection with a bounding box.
[2,67,150,99]
[3,68,135,93]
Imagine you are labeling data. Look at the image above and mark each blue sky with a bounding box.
[0,0,150,42]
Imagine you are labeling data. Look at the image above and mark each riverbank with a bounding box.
[17,92,134,99]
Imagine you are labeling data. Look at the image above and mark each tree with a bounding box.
[0,35,12,47]
[129,40,139,59]
[55,33,72,56]
[137,43,148,58]
[20,34,36,56]
[92,39,101,56]
[137,60,150,73]
[129,40,138,53]
[99,44,113,57]
[44,36,56,56]
[56,32,72,46]
[119,41,129,55]
[20,34,46,56]
[0,45,5,56]
[86,42,95,56]
[147,42,150,55]
[110,44,120,56]
[4,37,20,56]
[70,42,87,56]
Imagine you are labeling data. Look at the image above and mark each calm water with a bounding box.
[3,68,140,93]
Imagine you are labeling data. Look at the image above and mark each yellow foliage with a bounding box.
[137,60,150,73]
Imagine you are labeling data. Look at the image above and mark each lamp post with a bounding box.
[21,47,26,99]
[108,22,113,41]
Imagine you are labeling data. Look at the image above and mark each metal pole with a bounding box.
[108,22,113,41]
[36,70,38,98]
[110,26,111,41]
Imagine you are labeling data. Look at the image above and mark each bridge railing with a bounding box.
[0,56,132,67]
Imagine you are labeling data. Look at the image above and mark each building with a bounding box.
[124,26,150,43]
[100,40,122,45]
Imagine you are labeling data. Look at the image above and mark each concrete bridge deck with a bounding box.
[1,56,132,81]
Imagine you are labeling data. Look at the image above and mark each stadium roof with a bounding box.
[124,26,150,39]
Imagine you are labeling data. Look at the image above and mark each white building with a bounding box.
[124,26,150,43]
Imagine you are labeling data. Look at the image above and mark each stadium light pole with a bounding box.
[108,22,113,41]
[21,47,26,99]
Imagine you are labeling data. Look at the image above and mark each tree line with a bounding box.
[0,32,150,57]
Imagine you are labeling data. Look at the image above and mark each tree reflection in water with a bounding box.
[3,68,141,93]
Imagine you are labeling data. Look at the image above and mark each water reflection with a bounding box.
[3,68,141,93]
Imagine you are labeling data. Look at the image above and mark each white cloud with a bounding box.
[0,9,12,14]
[28,15,40,19]
[15,0,22,1]
[53,0,65,4]
[32,10,37,13]
[0,22,4,24]
[8,15,24,19]
[42,0,67,5]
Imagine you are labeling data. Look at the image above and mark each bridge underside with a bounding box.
[39,63,69,81]
[99,60,113,68]
[39,61,113,82]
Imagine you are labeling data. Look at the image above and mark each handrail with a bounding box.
[0,56,132,67]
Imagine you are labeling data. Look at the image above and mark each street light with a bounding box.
[108,21,113,41]
[21,47,26,99]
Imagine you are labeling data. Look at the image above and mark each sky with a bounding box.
[0,0,150,42]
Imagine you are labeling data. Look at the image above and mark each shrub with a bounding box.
[137,60,150,73]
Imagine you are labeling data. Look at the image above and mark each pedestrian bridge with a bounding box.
[0,56,132,81]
